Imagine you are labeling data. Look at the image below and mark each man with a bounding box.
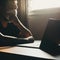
[0,0,34,46]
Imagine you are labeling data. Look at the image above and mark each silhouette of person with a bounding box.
[0,0,34,46]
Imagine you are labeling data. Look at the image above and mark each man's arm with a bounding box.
[0,32,34,46]
[9,15,33,38]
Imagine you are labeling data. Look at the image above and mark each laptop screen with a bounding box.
[42,19,60,44]
[40,19,60,56]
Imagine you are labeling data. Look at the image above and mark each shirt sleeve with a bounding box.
[7,23,21,37]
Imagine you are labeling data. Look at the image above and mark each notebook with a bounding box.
[40,19,60,56]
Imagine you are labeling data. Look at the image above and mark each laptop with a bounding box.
[40,18,60,56]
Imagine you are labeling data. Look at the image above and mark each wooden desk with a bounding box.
[0,46,55,60]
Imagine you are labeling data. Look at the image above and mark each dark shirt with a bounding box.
[0,22,34,46]
[0,22,20,37]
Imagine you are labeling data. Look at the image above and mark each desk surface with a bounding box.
[0,46,55,60]
[18,40,41,48]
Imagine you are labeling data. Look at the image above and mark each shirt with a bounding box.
[0,22,20,37]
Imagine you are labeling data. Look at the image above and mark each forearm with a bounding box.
[0,33,34,46]
[9,15,33,37]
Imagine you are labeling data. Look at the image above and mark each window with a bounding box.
[28,0,60,14]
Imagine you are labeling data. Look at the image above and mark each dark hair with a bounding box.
[0,0,17,12]
[0,0,8,14]
[0,0,17,7]
[0,0,8,7]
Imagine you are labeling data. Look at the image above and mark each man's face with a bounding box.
[5,0,18,16]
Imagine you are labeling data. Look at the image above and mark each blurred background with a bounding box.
[17,0,60,40]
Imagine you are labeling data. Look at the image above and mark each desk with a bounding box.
[18,40,41,48]
[0,47,55,60]
[0,41,56,60]
[0,47,56,60]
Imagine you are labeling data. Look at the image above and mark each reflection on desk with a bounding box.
[0,46,12,50]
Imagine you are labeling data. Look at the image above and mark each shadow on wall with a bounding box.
[28,7,60,40]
